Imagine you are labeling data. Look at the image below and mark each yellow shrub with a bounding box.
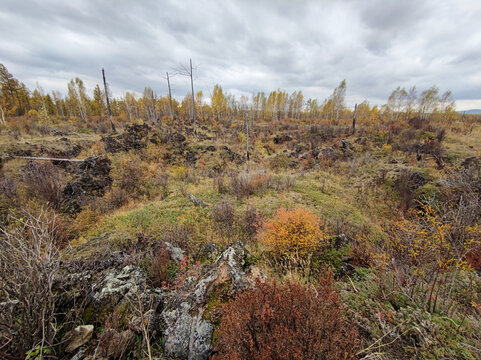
[238,131,246,144]
[170,165,189,180]
[69,206,100,238]
[381,143,392,155]
[259,208,327,255]
[27,109,39,117]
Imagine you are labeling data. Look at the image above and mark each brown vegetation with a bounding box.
[213,272,360,360]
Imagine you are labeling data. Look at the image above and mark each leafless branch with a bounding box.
[0,207,62,356]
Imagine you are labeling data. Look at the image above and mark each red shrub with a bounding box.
[213,272,360,360]
[148,245,172,288]
[465,247,481,271]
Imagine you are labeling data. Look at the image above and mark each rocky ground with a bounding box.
[1,117,480,359]
[55,238,262,360]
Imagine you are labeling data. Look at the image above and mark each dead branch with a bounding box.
[188,193,208,207]
[0,207,62,355]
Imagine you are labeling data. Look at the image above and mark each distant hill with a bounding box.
[458,109,481,114]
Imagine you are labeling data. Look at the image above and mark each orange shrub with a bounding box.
[213,273,360,360]
[259,208,327,255]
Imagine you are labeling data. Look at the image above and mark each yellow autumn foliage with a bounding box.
[259,208,327,255]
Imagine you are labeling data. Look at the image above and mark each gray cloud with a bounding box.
[1,0,480,109]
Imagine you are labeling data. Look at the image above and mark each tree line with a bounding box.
[0,63,457,125]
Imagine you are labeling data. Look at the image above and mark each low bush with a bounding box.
[229,171,271,200]
[269,154,291,170]
[148,245,177,288]
[211,198,236,238]
[23,161,65,210]
[68,206,100,238]
[212,175,228,194]
[213,273,360,360]
[0,175,18,225]
[228,171,293,200]
[0,209,62,357]
[110,153,145,196]
[96,187,129,212]
[161,223,198,255]
[0,174,17,200]
[259,208,328,256]
[152,172,169,200]
[394,169,426,212]
[384,204,481,313]
[239,206,263,240]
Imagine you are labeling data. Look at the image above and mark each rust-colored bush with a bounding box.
[422,139,444,161]
[465,246,481,271]
[97,187,129,212]
[148,245,172,288]
[349,239,373,268]
[259,208,327,255]
[394,169,426,213]
[213,273,360,360]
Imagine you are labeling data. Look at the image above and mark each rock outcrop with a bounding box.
[162,242,262,360]
[54,239,261,359]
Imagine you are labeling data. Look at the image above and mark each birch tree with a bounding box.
[330,80,346,124]
[419,86,440,120]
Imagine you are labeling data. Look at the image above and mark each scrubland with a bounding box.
[1,92,481,359]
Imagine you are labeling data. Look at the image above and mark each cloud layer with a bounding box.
[1,0,480,109]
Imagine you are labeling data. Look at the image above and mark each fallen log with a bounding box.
[12,154,106,162]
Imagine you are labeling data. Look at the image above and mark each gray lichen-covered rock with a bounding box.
[164,241,185,262]
[162,241,262,360]
[163,302,214,360]
[196,242,220,264]
[92,265,146,306]
[90,264,163,326]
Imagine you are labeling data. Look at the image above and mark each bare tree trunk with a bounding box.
[124,93,132,122]
[352,103,357,134]
[57,101,65,118]
[245,109,250,161]
[190,59,196,135]
[0,104,5,125]
[151,89,157,124]
[166,72,174,122]
[102,68,116,133]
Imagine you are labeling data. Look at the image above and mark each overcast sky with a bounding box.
[1,0,481,110]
